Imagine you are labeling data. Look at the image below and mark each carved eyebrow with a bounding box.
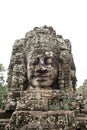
[30,57,39,65]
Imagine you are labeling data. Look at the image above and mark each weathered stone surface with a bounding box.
[5,110,76,130]
[1,26,87,130]
[7,26,76,92]
[15,90,81,111]
[0,110,12,130]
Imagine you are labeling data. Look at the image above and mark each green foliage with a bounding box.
[0,64,7,108]
[63,98,70,110]
[76,86,83,94]
[0,64,5,87]
[0,86,7,108]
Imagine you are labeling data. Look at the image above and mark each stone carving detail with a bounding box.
[7,26,76,92]
[5,111,76,130]
[2,26,87,130]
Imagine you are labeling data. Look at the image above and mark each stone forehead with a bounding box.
[30,48,55,54]
[25,26,60,53]
[26,48,59,61]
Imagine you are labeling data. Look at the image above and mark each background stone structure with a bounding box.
[82,79,87,99]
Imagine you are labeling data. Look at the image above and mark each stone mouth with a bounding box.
[36,75,49,77]
[34,74,50,77]
[36,76,48,82]
[37,79,47,82]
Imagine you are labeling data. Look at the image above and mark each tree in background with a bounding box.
[0,64,7,108]
[0,64,5,87]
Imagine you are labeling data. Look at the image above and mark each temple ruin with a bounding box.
[0,26,87,130]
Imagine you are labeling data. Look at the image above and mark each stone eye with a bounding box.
[32,57,39,66]
[44,57,53,65]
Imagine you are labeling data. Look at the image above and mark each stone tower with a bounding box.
[7,26,76,92]
[1,26,87,130]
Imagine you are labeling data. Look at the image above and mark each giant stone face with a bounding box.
[7,26,76,92]
[27,48,58,89]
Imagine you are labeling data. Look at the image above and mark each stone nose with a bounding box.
[36,65,48,74]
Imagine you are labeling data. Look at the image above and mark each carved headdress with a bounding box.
[25,26,60,59]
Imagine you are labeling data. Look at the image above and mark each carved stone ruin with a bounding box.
[82,79,87,99]
[0,26,87,130]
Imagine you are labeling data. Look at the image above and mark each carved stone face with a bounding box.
[27,48,58,89]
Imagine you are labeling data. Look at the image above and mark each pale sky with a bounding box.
[0,0,87,87]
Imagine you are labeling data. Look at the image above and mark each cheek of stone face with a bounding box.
[49,67,58,79]
[27,65,35,80]
[31,78,53,87]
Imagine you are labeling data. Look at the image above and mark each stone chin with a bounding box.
[30,77,54,89]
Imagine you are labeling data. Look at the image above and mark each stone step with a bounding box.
[0,124,7,130]
[76,112,87,117]
[81,109,87,114]
[0,118,9,123]
[77,116,87,121]
[0,110,13,118]
[0,119,9,130]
